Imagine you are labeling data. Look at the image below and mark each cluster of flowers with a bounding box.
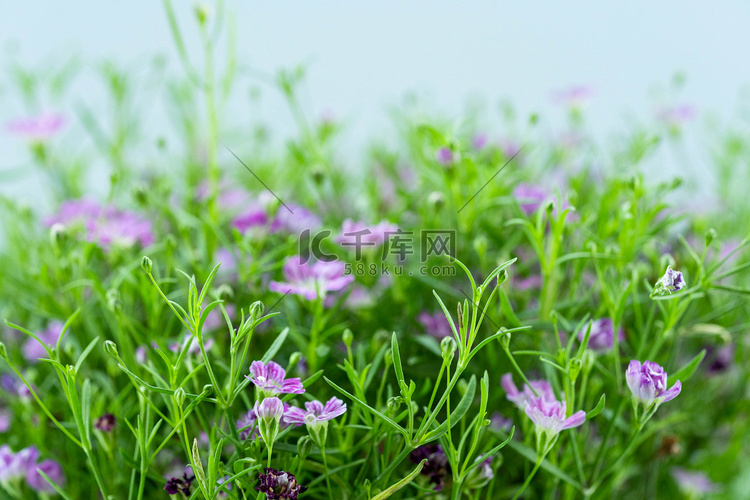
[0,445,65,493]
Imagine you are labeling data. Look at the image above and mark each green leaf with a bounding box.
[261,327,289,363]
[668,349,706,386]
[75,337,100,374]
[587,394,606,419]
[391,333,407,395]
[422,375,476,442]
[370,459,427,500]
[324,377,408,439]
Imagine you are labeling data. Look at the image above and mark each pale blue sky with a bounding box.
[2,1,750,196]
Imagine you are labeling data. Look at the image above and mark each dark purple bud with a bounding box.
[95,413,116,432]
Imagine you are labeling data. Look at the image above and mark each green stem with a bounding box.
[512,453,546,500]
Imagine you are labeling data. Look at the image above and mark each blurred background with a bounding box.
[2,1,750,201]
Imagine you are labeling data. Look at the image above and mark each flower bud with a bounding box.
[216,284,234,301]
[499,328,511,350]
[249,301,265,321]
[195,3,211,25]
[297,436,314,459]
[141,256,153,274]
[342,329,354,349]
[311,165,325,185]
[428,191,445,211]
[132,182,149,206]
[106,288,121,312]
[473,235,487,258]
[706,228,718,248]
[568,358,582,382]
[0,341,6,359]
[441,336,456,365]
[173,388,186,407]
[49,223,67,247]
[255,397,284,445]
[103,340,119,359]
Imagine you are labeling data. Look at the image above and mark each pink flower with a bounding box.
[270,257,354,301]
[27,459,66,492]
[553,85,594,107]
[23,321,64,363]
[626,360,681,409]
[284,397,347,426]
[246,361,305,396]
[577,318,624,352]
[6,112,65,141]
[525,395,586,436]
[417,311,453,340]
[169,335,214,356]
[501,373,556,409]
[336,219,399,248]
[254,397,285,420]
[657,105,695,126]
[270,204,322,235]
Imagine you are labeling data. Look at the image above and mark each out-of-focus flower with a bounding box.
[501,373,555,409]
[95,413,116,432]
[1,374,32,399]
[436,147,454,165]
[232,204,269,233]
[577,318,624,352]
[270,257,354,301]
[626,360,681,410]
[410,444,450,491]
[417,311,453,340]
[336,219,399,248]
[657,105,696,127]
[708,343,734,374]
[514,274,543,291]
[202,304,236,331]
[164,465,194,495]
[472,134,488,151]
[514,184,550,215]
[237,408,259,441]
[23,321,64,363]
[490,412,513,433]
[270,204,322,235]
[671,467,718,496]
[0,446,40,482]
[196,180,251,212]
[0,408,10,433]
[26,459,65,492]
[256,468,307,499]
[478,456,494,480]
[6,112,65,141]
[44,199,154,250]
[216,475,232,497]
[246,361,305,397]
[553,85,594,108]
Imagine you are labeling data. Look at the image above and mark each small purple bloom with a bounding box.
[708,343,734,374]
[95,413,116,432]
[202,304,236,331]
[409,445,450,492]
[513,184,550,215]
[657,105,696,126]
[237,408,259,440]
[256,468,308,499]
[472,133,488,151]
[6,112,65,141]
[577,318,624,352]
[23,321,64,362]
[553,85,594,107]
[626,360,681,409]
[270,257,354,301]
[436,147,454,165]
[671,467,718,495]
[490,412,513,433]
[0,445,39,481]
[501,373,556,409]
[169,335,214,356]
[660,267,686,292]
[254,397,285,420]
[269,204,322,235]
[246,361,305,396]
[417,311,453,340]
[284,397,346,427]
[514,274,543,291]
[232,204,269,233]
[27,459,66,492]
[336,219,399,248]
[0,408,10,433]
[164,465,194,495]
[478,456,494,480]
[525,395,586,436]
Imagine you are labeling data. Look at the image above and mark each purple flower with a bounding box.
[246,361,305,396]
[409,445,450,492]
[478,456,494,480]
[525,395,586,436]
[577,318,624,352]
[45,199,154,250]
[0,408,10,433]
[270,204,322,235]
[164,465,194,495]
[256,467,307,499]
[1,374,32,399]
[202,304,236,331]
[27,459,65,492]
[336,219,399,248]
[270,257,354,301]
[626,360,681,409]
[671,467,718,495]
[196,180,252,212]
[501,373,555,409]
[472,133,488,151]
[23,321,64,362]
[216,475,232,497]
[254,397,285,420]
[436,147,454,165]
[6,112,65,141]
[95,413,116,432]
[553,85,594,107]
[514,274,543,291]
[0,445,39,481]
[660,267,686,292]
[417,311,453,340]
[232,204,269,233]
[490,412,513,433]
[513,184,550,215]
[657,105,696,126]
[708,343,734,374]
[284,397,346,427]
[237,408,259,440]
